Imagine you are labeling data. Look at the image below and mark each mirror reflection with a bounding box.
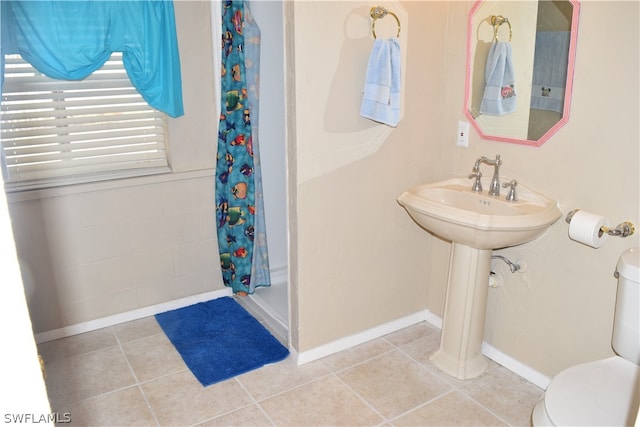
[465,0,579,145]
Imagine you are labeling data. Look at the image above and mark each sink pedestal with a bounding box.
[397,177,562,378]
[430,243,491,379]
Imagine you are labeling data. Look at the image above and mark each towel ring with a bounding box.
[491,15,512,42]
[370,6,401,39]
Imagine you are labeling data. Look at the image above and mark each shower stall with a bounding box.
[221,1,289,344]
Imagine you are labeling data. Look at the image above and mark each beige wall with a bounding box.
[450,0,639,376]
[291,0,639,378]
[7,1,225,333]
[291,0,449,351]
[6,0,638,381]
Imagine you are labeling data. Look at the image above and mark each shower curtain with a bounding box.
[216,0,270,295]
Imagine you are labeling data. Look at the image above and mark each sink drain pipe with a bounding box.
[491,255,522,273]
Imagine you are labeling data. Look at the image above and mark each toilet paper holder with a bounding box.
[566,209,635,238]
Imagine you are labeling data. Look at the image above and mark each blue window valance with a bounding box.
[1,0,184,118]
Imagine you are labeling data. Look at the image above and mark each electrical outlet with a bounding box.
[456,120,470,148]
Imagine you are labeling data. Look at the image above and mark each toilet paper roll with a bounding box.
[568,210,609,248]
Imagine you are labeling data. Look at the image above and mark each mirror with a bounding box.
[464,0,580,146]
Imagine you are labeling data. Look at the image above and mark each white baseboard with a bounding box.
[295,308,550,389]
[34,288,551,390]
[423,309,443,329]
[294,310,428,365]
[482,342,551,389]
[34,288,232,344]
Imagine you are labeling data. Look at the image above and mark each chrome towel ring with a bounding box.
[370,6,401,39]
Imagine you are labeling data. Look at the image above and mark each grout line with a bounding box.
[135,366,190,386]
[464,393,515,426]
[254,402,278,427]
[137,383,161,427]
[254,371,335,402]
[116,330,166,347]
[385,389,458,426]
[112,325,162,426]
[319,341,398,376]
[332,373,389,426]
[235,378,279,427]
[37,331,122,363]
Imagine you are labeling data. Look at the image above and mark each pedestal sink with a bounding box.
[398,177,561,379]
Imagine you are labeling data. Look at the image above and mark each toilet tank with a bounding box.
[612,247,640,365]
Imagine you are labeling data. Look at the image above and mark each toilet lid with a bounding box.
[545,356,640,426]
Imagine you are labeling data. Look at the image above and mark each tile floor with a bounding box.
[38,315,543,426]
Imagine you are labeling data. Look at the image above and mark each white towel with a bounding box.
[479,41,517,116]
[360,37,401,127]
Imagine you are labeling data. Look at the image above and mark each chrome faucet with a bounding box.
[469,155,502,196]
[467,169,482,192]
[502,179,518,202]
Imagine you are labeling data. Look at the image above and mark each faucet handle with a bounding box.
[502,179,518,202]
[468,171,483,192]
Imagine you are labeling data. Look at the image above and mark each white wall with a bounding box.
[0,169,51,417]
[249,1,288,277]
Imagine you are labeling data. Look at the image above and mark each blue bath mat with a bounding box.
[155,297,289,386]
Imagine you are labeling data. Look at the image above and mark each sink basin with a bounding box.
[398,177,561,380]
[397,177,561,250]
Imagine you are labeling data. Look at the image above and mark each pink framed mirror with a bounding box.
[464,0,580,146]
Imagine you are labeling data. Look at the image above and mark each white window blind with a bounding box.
[1,53,170,191]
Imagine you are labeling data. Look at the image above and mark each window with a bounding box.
[1,53,170,191]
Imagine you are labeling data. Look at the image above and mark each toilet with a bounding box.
[532,247,640,426]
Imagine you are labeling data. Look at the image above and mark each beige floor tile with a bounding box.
[236,357,330,401]
[197,404,274,426]
[396,329,441,363]
[45,346,136,409]
[320,338,394,372]
[38,328,118,362]
[38,316,546,427]
[384,322,441,348]
[338,349,452,419]
[113,317,164,343]
[142,370,253,426]
[66,386,157,426]
[260,375,383,426]
[122,333,187,382]
[462,365,543,426]
[393,390,507,426]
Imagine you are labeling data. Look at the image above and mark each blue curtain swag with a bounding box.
[0,0,184,118]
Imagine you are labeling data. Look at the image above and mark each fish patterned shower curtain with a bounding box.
[216,0,270,295]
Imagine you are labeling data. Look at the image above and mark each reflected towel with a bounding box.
[530,31,570,113]
[480,41,517,116]
[360,37,401,127]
